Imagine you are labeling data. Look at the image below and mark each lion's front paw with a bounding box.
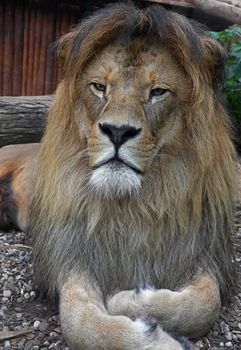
[107,290,140,318]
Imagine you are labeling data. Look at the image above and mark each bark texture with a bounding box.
[149,0,241,24]
[0,95,53,147]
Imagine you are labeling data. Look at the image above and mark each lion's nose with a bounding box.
[99,123,141,148]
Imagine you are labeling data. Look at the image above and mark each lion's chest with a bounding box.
[82,221,164,295]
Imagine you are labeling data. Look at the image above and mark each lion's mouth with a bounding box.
[94,156,142,175]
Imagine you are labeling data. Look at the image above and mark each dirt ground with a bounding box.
[0,163,241,350]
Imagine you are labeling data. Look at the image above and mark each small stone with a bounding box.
[195,340,204,348]
[24,292,30,300]
[49,331,58,338]
[224,331,233,341]
[24,341,35,350]
[219,342,224,347]
[54,327,61,333]
[14,287,20,295]
[3,290,12,298]
[25,284,33,292]
[4,340,11,350]
[225,342,233,348]
[26,333,35,340]
[43,340,50,346]
[16,313,22,320]
[14,325,23,331]
[0,306,8,319]
[39,320,48,332]
[17,339,26,350]
[22,321,30,327]
[238,323,241,330]
[33,320,40,329]
[30,291,36,298]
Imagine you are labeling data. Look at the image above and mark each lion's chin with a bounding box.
[89,163,142,198]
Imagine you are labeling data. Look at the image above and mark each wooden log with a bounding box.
[193,0,241,24]
[149,0,241,24]
[0,95,53,147]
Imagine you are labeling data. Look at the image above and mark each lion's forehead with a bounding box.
[84,37,186,89]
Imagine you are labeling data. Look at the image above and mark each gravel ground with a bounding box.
[0,166,241,350]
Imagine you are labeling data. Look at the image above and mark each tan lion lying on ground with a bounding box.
[0,3,237,349]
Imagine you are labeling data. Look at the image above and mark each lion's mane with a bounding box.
[29,3,236,302]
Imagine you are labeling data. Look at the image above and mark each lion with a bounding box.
[0,2,237,349]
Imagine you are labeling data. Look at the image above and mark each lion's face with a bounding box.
[75,36,191,197]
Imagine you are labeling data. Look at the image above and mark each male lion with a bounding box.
[0,3,237,349]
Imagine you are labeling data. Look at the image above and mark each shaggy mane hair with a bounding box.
[29,2,237,302]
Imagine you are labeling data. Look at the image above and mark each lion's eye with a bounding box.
[150,87,168,99]
[91,82,106,93]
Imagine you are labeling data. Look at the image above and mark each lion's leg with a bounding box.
[107,273,221,338]
[59,275,193,350]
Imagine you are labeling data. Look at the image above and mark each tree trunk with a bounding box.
[0,95,53,147]
[148,0,241,24]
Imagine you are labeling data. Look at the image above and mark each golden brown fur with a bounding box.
[26,3,236,349]
[0,144,39,231]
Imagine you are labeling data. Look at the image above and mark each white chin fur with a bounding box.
[89,164,141,197]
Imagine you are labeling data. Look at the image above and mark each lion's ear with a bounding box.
[201,36,227,89]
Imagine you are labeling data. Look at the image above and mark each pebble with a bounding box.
[195,340,204,348]
[33,320,40,329]
[3,290,12,298]
[4,340,11,350]
[225,342,233,347]
[24,292,30,300]
[224,331,233,341]
[16,313,22,320]
[30,290,36,298]
[17,338,26,350]
[39,320,48,331]
[49,331,58,338]
[43,340,50,346]
[219,342,224,347]
[0,306,8,319]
